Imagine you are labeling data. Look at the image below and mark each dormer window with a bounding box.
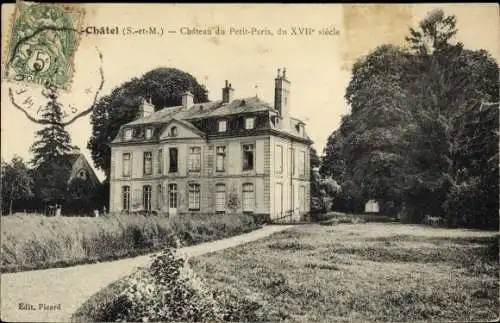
[245,117,255,130]
[124,129,133,141]
[218,120,227,132]
[170,126,178,137]
[145,127,153,139]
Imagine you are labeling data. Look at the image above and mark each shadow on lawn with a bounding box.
[334,235,498,276]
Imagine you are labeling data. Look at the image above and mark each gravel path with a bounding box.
[1,225,294,322]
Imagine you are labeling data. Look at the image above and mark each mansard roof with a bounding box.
[112,96,312,145]
[127,96,277,126]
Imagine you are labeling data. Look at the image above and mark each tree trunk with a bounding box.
[9,198,13,215]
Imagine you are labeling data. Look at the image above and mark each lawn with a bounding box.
[189,223,499,322]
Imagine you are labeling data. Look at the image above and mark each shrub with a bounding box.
[125,248,220,322]
[89,246,222,322]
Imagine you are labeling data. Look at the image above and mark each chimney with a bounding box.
[274,67,290,117]
[222,80,234,103]
[182,91,194,107]
[138,97,154,118]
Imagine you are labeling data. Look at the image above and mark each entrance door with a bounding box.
[168,183,178,216]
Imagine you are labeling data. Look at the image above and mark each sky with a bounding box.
[1,4,498,181]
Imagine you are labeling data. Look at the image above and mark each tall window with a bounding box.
[157,149,163,174]
[299,186,306,213]
[242,144,254,171]
[245,117,255,129]
[143,151,152,176]
[168,184,178,209]
[216,146,226,172]
[215,184,226,213]
[275,145,283,174]
[157,184,162,210]
[188,184,201,210]
[169,148,178,173]
[122,153,131,177]
[218,120,227,132]
[189,147,201,172]
[145,127,153,139]
[299,151,306,176]
[242,183,254,212]
[290,148,295,176]
[275,183,283,216]
[122,186,130,211]
[143,185,152,211]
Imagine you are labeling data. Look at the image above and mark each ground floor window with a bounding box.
[188,183,201,210]
[143,185,152,211]
[122,186,130,211]
[215,184,226,212]
[242,183,254,212]
[275,183,283,216]
[168,183,178,209]
[299,185,306,213]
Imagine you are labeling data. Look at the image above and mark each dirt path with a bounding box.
[0,225,294,322]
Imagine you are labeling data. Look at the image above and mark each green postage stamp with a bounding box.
[5,2,84,89]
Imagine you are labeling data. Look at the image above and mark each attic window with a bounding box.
[145,127,153,139]
[245,117,255,130]
[218,120,227,132]
[124,129,133,141]
[170,126,178,137]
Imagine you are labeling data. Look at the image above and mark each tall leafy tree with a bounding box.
[329,9,498,227]
[1,156,34,215]
[88,68,209,179]
[321,129,345,181]
[342,45,417,212]
[405,9,499,224]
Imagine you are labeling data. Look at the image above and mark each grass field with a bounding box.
[1,213,259,273]
[188,223,499,322]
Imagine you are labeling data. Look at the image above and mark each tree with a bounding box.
[331,9,498,227]
[310,147,342,214]
[1,156,33,215]
[88,68,209,179]
[28,84,74,210]
[65,177,99,214]
[321,129,345,181]
[33,162,72,207]
[405,9,498,225]
[310,147,322,209]
[342,44,417,211]
[30,84,72,168]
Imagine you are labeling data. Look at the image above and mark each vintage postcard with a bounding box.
[1,2,498,323]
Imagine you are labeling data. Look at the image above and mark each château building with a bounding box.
[108,68,313,222]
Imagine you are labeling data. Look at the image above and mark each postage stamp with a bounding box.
[4,2,84,90]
